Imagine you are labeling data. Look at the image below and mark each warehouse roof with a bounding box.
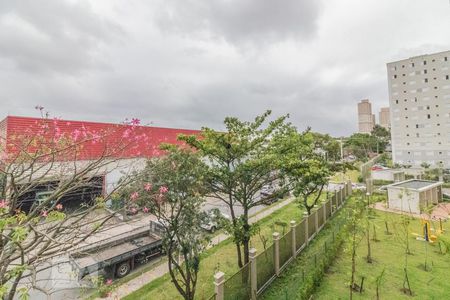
[0,115,201,161]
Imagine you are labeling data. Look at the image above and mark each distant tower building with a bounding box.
[379,107,390,129]
[358,99,375,134]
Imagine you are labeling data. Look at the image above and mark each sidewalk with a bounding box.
[104,197,296,299]
[372,202,450,220]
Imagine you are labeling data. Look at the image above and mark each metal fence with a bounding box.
[223,262,251,300]
[326,198,332,218]
[317,205,325,228]
[308,210,316,239]
[295,219,306,251]
[212,182,352,300]
[256,244,275,291]
[279,231,292,268]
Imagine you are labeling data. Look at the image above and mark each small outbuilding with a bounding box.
[387,180,443,214]
[371,169,405,183]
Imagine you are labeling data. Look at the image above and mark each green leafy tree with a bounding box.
[344,133,377,160]
[277,129,331,215]
[129,145,209,300]
[179,111,290,267]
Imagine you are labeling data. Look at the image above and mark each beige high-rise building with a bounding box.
[387,50,450,168]
[379,107,390,129]
[358,99,375,133]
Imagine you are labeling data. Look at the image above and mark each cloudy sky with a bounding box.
[1,0,450,136]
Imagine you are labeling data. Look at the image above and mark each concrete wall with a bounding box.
[387,188,421,214]
[372,170,405,182]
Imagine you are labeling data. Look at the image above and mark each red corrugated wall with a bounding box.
[3,116,200,161]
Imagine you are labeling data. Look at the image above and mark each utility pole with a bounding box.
[340,139,344,183]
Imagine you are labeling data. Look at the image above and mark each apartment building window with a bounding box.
[411,62,415,67]
[446,75,449,80]
[394,75,397,79]
[403,82,406,85]
[427,114,431,119]
[445,57,448,61]
[395,100,399,104]
[424,78,428,83]
[432,59,435,62]
[424,70,428,74]
[416,124,419,128]
[402,65,405,68]
[434,86,438,90]
[427,106,430,109]
[424,60,427,65]
[403,74,406,76]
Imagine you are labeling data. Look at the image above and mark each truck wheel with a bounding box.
[115,261,131,278]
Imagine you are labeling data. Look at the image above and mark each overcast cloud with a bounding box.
[1,0,450,136]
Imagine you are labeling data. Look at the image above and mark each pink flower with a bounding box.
[130,192,139,201]
[55,204,63,211]
[159,186,169,194]
[41,210,48,217]
[72,129,81,141]
[143,207,149,213]
[144,183,152,191]
[0,200,7,208]
[131,207,137,214]
[130,118,140,126]
[106,279,113,285]
[122,129,131,138]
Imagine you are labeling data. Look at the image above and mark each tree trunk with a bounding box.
[242,208,250,265]
[366,227,372,263]
[235,242,243,268]
[227,194,244,268]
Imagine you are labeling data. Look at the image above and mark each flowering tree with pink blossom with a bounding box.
[127,144,209,300]
[0,110,145,300]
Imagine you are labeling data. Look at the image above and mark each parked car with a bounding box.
[260,184,289,205]
[201,208,230,233]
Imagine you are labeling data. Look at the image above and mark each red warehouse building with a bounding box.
[0,116,201,211]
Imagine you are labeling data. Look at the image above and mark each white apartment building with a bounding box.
[387,50,450,168]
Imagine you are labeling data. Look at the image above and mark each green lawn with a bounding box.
[314,209,450,299]
[123,198,307,300]
[330,169,360,183]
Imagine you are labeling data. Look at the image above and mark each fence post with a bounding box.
[290,220,296,258]
[314,206,319,233]
[273,232,280,276]
[333,190,337,213]
[214,271,225,300]
[249,248,257,300]
[348,180,353,196]
[303,212,309,245]
[322,200,327,224]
